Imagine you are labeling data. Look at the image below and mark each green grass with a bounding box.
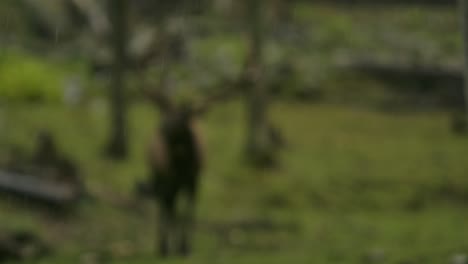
[0,2,466,263]
[0,99,468,264]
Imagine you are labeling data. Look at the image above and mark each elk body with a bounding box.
[146,103,204,257]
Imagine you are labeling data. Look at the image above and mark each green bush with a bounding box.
[0,52,66,103]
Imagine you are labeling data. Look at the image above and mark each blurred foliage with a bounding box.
[0,1,467,263]
[0,1,462,106]
[0,51,85,103]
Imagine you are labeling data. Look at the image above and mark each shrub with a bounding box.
[0,52,66,103]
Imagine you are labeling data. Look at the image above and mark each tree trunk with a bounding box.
[459,0,468,125]
[271,0,292,24]
[244,0,275,167]
[105,0,128,159]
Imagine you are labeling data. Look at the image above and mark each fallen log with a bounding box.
[310,0,455,6]
[344,59,462,84]
[0,170,82,206]
[341,59,465,108]
[0,131,85,208]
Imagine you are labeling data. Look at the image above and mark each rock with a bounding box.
[363,248,386,264]
[451,254,468,264]
[63,77,83,107]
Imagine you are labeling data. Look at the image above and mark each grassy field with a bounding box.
[0,2,466,263]
[0,99,467,264]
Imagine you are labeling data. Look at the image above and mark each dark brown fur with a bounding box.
[141,74,234,257]
[147,105,204,257]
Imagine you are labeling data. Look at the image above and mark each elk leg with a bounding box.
[177,191,196,257]
[157,200,174,257]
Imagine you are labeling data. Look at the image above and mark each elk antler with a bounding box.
[192,78,241,115]
[138,66,174,113]
[141,86,173,113]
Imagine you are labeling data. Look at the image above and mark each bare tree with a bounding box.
[460,0,468,125]
[105,0,128,158]
[243,0,277,166]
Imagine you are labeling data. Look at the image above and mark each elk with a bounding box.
[142,84,230,257]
